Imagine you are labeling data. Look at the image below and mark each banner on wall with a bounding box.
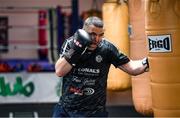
[0,73,61,103]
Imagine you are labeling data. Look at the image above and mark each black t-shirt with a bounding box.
[59,37,130,116]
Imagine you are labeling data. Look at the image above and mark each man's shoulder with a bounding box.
[101,38,113,46]
[100,38,117,50]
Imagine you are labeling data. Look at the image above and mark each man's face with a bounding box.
[85,25,104,50]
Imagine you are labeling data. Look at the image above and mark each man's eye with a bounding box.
[99,33,104,37]
[89,32,104,37]
[89,32,96,36]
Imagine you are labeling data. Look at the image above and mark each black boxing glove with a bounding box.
[64,29,92,66]
[142,57,149,72]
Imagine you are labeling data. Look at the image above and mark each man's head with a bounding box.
[83,16,105,50]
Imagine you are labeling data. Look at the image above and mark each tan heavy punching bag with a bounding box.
[129,0,153,115]
[145,0,180,117]
[103,0,131,91]
[81,0,102,21]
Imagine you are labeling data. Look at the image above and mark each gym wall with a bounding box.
[0,0,104,59]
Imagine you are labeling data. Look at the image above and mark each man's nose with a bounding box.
[94,35,101,40]
[91,35,97,41]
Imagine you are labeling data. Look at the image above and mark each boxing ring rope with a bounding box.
[0,6,71,14]
[0,45,54,50]
[0,25,55,30]
[0,6,71,10]
[0,5,74,62]
[0,0,79,66]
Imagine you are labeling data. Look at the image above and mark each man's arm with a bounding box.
[55,57,72,77]
[118,58,149,76]
[55,29,92,77]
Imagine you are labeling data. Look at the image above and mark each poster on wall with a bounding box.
[0,73,61,103]
[0,17,8,53]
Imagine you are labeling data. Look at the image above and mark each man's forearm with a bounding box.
[131,58,149,75]
[119,59,149,76]
[55,57,72,77]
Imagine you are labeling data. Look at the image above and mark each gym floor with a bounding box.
[0,103,149,117]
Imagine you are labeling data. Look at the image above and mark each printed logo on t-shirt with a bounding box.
[69,86,83,95]
[69,86,95,96]
[83,79,96,86]
[83,88,95,95]
[95,55,103,63]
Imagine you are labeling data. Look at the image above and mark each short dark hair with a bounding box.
[83,16,103,28]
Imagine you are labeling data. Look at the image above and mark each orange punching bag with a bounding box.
[145,0,180,117]
[81,0,102,21]
[103,0,131,91]
[129,0,153,115]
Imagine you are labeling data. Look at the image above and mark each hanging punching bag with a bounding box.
[145,0,180,117]
[103,0,131,91]
[81,0,102,21]
[129,0,153,116]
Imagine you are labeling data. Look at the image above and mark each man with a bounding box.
[53,16,149,117]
